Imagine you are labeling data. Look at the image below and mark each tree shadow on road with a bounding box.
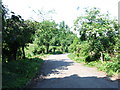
[27,57,119,88]
[33,74,119,88]
[40,59,74,76]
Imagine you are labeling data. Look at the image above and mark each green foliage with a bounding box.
[2,58,43,88]
[103,53,111,61]
[69,7,120,76]
[73,7,120,62]
[34,20,58,53]
[68,36,80,53]
[2,5,37,61]
[25,44,35,58]
[68,53,85,63]
[79,42,90,56]
[75,8,119,51]
[33,20,76,54]
[2,4,77,89]
[97,59,119,76]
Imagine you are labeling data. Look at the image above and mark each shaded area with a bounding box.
[49,51,63,54]
[35,74,119,88]
[40,58,74,76]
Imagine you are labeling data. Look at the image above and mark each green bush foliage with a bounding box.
[103,53,111,61]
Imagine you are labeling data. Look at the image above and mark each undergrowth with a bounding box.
[68,53,119,77]
[2,58,43,88]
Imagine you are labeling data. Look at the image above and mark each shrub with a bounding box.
[104,53,111,61]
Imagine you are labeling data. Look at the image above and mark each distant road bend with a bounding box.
[31,54,119,88]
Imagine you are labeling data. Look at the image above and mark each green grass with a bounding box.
[32,53,51,59]
[68,53,119,77]
[68,53,85,63]
[2,57,44,88]
[85,60,119,77]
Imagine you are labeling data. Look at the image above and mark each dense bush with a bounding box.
[103,53,111,61]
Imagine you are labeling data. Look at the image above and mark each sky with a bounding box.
[2,0,120,28]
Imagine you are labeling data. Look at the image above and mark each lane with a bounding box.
[33,54,118,88]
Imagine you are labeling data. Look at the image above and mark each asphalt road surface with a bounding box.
[31,54,119,88]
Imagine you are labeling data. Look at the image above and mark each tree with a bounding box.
[34,20,58,53]
[2,5,36,61]
[32,20,76,54]
[57,21,76,52]
[74,7,120,62]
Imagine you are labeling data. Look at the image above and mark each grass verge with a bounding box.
[32,54,51,59]
[68,53,119,77]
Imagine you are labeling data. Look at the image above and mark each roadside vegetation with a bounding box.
[2,4,76,88]
[68,7,120,77]
[3,58,43,88]
[2,2,119,88]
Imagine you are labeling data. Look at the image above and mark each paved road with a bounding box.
[32,54,119,88]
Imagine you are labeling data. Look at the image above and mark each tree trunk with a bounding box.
[22,46,25,59]
[42,49,45,54]
[100,51,104,63]
[53,48,56,53]
[46,46,49,54]
[10,47,17,61]
[13,49,17,60]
